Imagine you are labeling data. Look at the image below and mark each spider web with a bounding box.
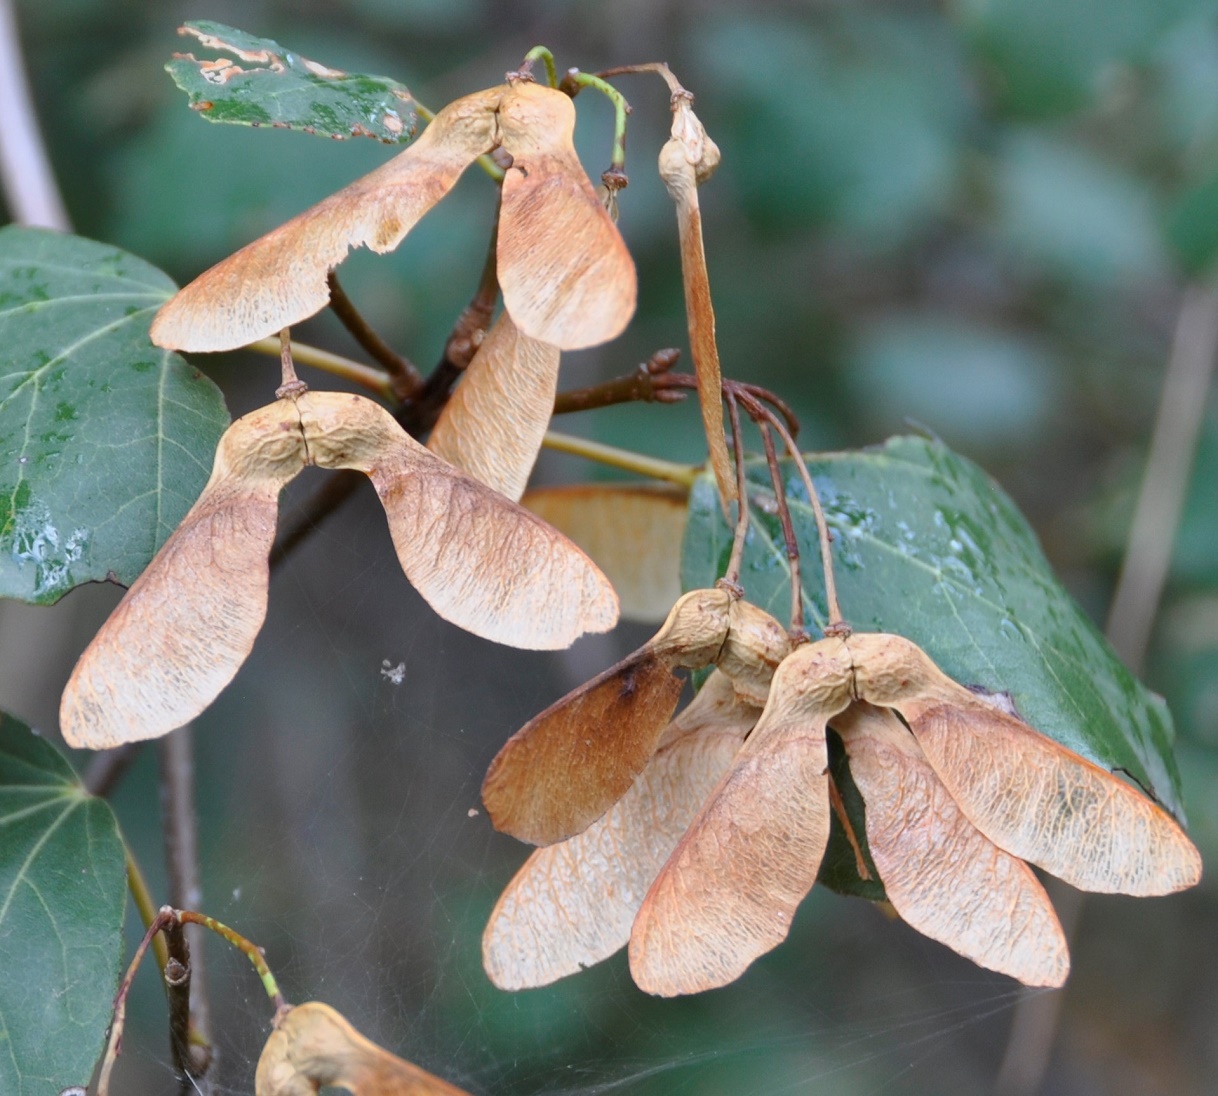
[99,471,1033,1096]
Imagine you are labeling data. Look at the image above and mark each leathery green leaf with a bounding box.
[0,712,126,1093]
[0,226,229,604]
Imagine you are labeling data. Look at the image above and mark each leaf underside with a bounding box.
[0,713,126,1094]
[682,435,1187,898]
[0,226,229,604]
[167,21,419,144]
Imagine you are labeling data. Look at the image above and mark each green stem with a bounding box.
[177,910,286,1012]
[523,45,559,88]
[565,70,630,172]
[248,337,394,399]
[542,429,699,487]
[125,846,169,974]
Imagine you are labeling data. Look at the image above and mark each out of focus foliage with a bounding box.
[5,0,1218,1093]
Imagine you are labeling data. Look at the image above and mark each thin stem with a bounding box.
[522,45,559,88]
[560,69,630,174]
[97,908,176,1096]
[765,409,845,633]
[248,337,394,398]
[158,727,212,1088]
[177,910,287,1013]
[326,271,423,399]
[162,917,209,1088]
[993,280,1218,1096]
[597,61,684,97]
[0,0,70,230]
[827,772,872,882]
[83,744,141,798]
[542,430,700,487]
[759,419,805,638]
[720,392,751,590]
[275,328,309,399]
[125,847,169,974]
[552,349,684,415]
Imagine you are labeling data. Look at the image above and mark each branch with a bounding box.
[992,281,1218,1096]
[0,0,69,229]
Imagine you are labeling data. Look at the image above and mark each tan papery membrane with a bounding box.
[427,311,560,501]
[151,81,636,354]
[61,391,618,748]
[483,672,759,990]
[256,1001,471,1096]
[521,483,689,623]
[481,589,791,846]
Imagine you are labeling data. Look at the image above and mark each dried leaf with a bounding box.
[427,312,560,502]
[496,82,636,350]
[628,639,853,996]
[847,632,1203,897]
[837,703,1069,987]
[60,400,306,749]
[483,673,757,989]
[522,483,688,623]
[62,391,619,747]
[482,587,737,844]
[256,1001,470,1095]
[657,96,733,510]
[150,87,501,352]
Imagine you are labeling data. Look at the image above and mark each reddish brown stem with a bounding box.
[758,418,806,639]
[553,348,684,414]
[326,271,423,400]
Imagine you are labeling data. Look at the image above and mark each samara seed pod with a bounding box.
[152,81,636,355]
[845,631,1202,897]
[836,703,1070,987]
[427,311,560,501]
[256,1001,470,1096]
[61,391,618,748]
[629,637,854,996]
[483,672,759,990]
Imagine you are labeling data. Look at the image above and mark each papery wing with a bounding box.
[496,83,636,350]
[904,699,1202,897]
[839,705,1069,987]
[482,650,683,846]
[628,642,852,995]
[152,88,501,352]
[483,673,756,988]
[427,311,560,502]
[60,402,306,747]
[522,483,688,624]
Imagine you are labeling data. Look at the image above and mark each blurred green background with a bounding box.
[3,0,1218,1092]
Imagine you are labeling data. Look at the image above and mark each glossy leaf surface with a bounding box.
[683,435,1189,861]
[0,713,126,1093]
[167,22,418,143]
[0,227,229,604]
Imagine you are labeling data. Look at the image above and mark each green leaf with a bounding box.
[682,436,1188,895]
[166,21,419,143]
[0,226,229,604]
[0,712,126,1092]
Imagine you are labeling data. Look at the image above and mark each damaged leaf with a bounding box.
[167,22,419,143]
[522,482,688,622]
[481,589,789,845]
[61,391,618,749]
[151,80,635,354]
[427,312,560,502]
[683,435,1191,826]
[256,1001,470,1095]
[0,226,229,605]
